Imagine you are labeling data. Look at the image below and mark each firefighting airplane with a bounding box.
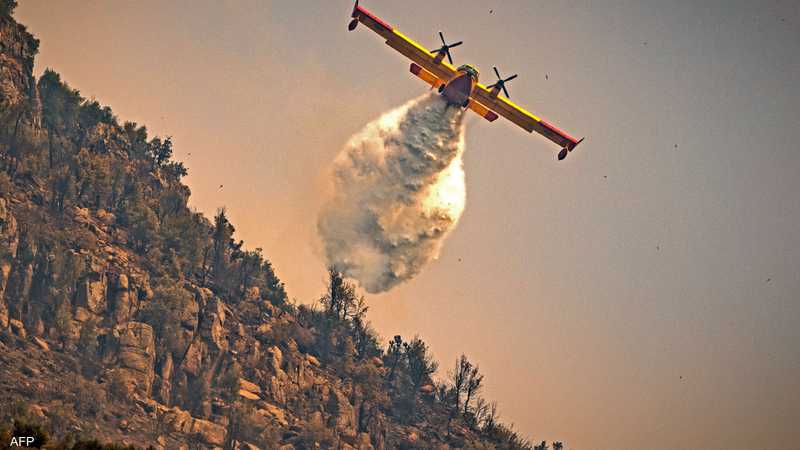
[347,1,584,160]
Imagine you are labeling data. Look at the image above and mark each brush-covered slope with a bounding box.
[0,3,557,449]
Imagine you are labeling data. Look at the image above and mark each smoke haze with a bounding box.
[318,94,467,293]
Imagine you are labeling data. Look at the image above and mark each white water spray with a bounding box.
[317,93,467,293]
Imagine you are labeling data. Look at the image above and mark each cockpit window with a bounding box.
[458,64,480,81]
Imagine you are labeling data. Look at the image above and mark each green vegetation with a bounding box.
[0,0,18,18]
[0,402,150,450]
[0,419,152,449]
[0,65,287,310]
[289,269,542,448]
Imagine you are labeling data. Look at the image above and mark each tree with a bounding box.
[148,136,173,168]
[38,70,82,167]
[162,160,187,181]
[351,363,389,434]
[319,267,367,323]
[139,284,195,358]
[127,203,160,253]
[463,359,484,417]
[238,248,263,296]
[1,0,18,17]
[385,335,404,382]
[211,208,234,288]
[50,169,76,213]
[78,99,116,131]
[123,121,149,160]
[450,354,471,413]
[404,337,437,390]
[390,336,438,421]
[352,314,380,360]
[473,398,497,431]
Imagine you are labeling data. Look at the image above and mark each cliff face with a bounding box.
[0,6,539,450]
[0,8,37,113]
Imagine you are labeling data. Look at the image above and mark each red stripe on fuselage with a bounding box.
[356,6,393,31]
[540,119,578,144]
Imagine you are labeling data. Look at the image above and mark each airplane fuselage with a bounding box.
[442,72,474,107]
[440,65,480,107]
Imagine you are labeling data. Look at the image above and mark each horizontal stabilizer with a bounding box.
[409,63,442,89]
[467,99,499,122]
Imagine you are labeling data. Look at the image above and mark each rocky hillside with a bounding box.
[0,4,557,450]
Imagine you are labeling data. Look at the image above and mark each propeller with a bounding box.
[487,66,518,98]
[430,31,462,64]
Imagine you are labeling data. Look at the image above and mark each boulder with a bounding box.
[200,298,225,351]
[254,323,272,339]
[180,340,203,377]
[190,418,226,446]
[32,336,49,351]
[239,378,261,395]
[269,375,286,405]
[356,433,374,450]
[238,378,261,400]
[76,272,108,314]
[9,318,25,338]
[112,273,135,323]
[73,207,91,224]
[157,353,174,404]
[267,346,283,374]
[113,322,156,396]
[238,389,260,401]
[95,209,116,226]
[73,306,95,323]
[244,286,260,302]
[328,387,356,436]
[308,410,324,429]
[162,407,193,433]
[256,402,288,427]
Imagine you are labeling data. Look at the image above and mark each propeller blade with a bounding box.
[505,74,518,82]
[493,66,501,79]
[439,31,446,46]
[446,48,453,64]
[449,41,463,48]
[502,85,510,98]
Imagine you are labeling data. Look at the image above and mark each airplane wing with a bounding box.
[471,83,583,157]
[350,3,457,83]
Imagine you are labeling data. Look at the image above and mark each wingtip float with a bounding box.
[348,1,584,161]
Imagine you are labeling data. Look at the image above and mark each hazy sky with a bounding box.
[16,1,800,449]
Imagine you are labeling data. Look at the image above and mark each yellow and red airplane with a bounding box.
[347,1,584,160]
